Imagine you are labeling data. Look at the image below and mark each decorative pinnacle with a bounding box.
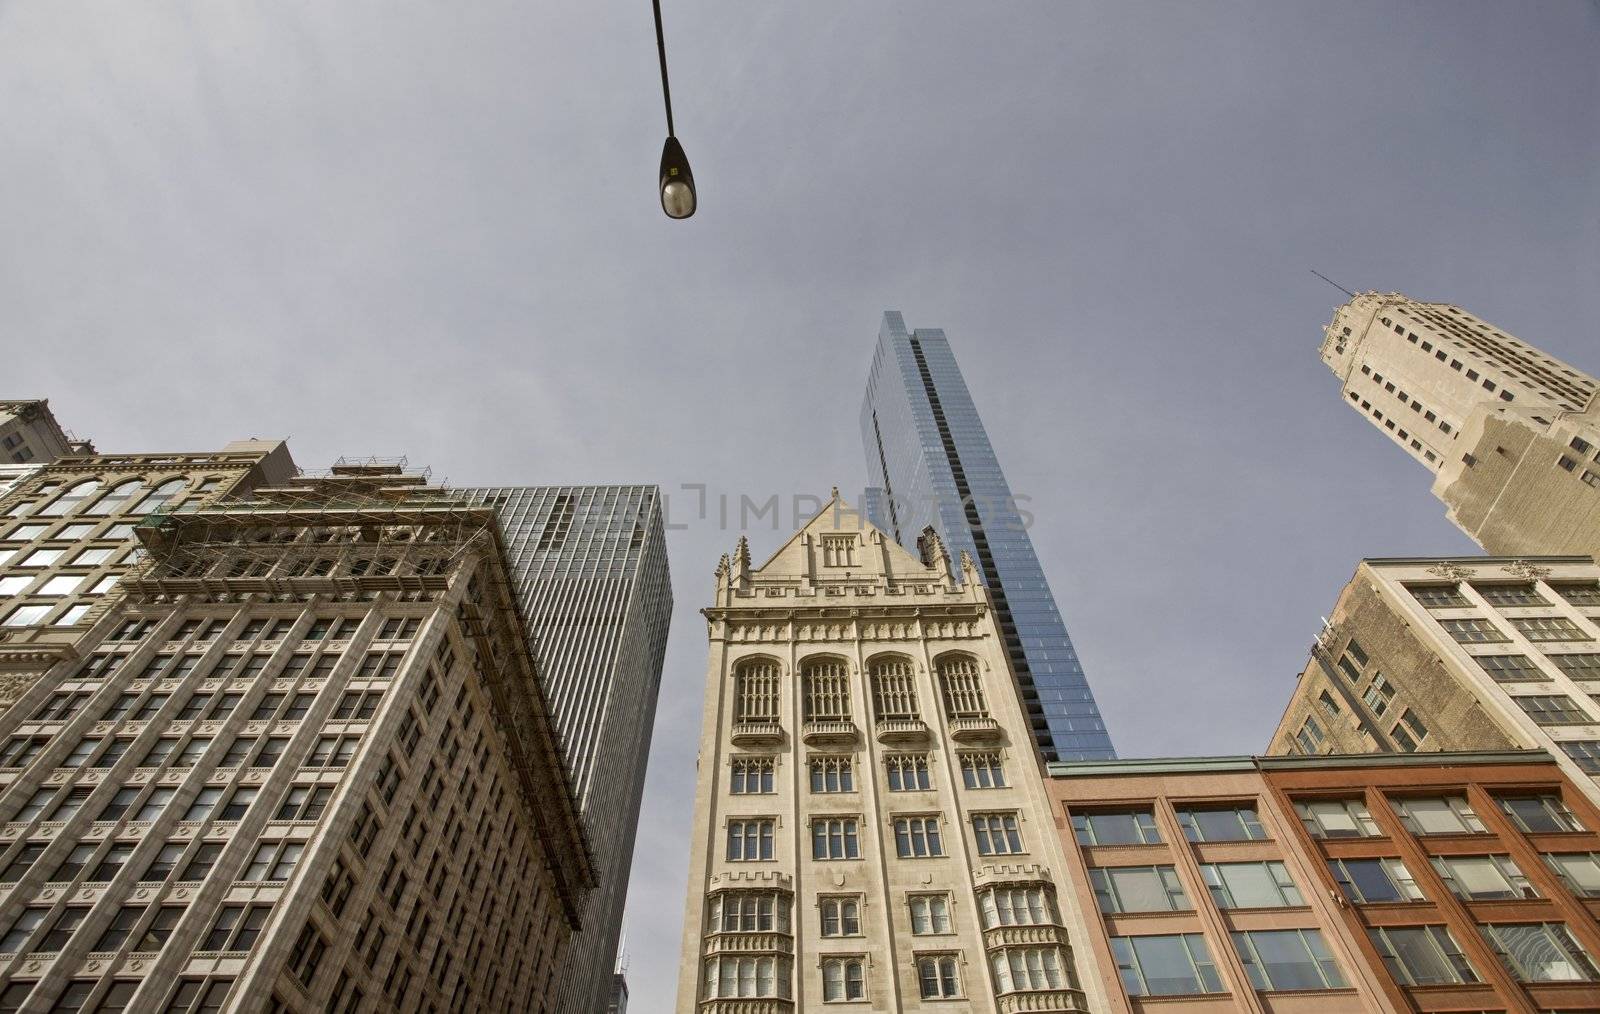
[714,553,729,578]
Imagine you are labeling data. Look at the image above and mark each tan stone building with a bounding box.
[1320,292,1600,557]
[675,496,1106,1013]
[0,463,592,1011]
[1268,556,1600,807]
[0,401,87,468]
[1049,750,1600,1012]
[1,440,297,708]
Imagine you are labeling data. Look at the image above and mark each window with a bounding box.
[1363,674,1395,715]
[128,479,185,516]
[1336,641,1367,681]
[1543,852,1600,897]
[133,906,184,949]
[333,689,381,720]
[1559,740,1600,773]
[1072,809,1160,846]
[892,816,940,858]
[1551,653,1600,679]
[1089,865,1189,913]
[972,813,1024,855]
[937,655,988,720]
[1109,934,1222,997]
[979,885,1057,927]
[1409,584,1469,608]
[908,894,950,935]
[701,955,790,999]
[868,656,919,722]
[202,905,272,952]
[140,844,186,883]
[306,736,358,769]
[1390,709,1428,752]
[288,924,327,986]
[1233,929,1346,991]
[820,957,865,1002]
[959,752,1005,789]
[820,535,857,568]
[884,754,930,791]
[89,843,135,881]
[179,843,225,881]
[727,819,775,861]
[1327,857,1422,903]
[93,906,147,951]
[1176,805,1266,842]
[1200,861,1302,908]
[1552,583,1600,607]
[36,906,87,951]
[0,907,47,953]
[1391,796,1485,835]
[819,896,860,937]
[1479,922,1600,982]
[802,658,851,722]
[244,841,304,882]
[733,659,780,724]
[1514,694,1591,725]
[219,787,258,822]
[814,817,862,860]
[96,788,141,823]
[1316,690,1340,718]
[1441,617,1508,643]
[710,891,789,933]
[1476,654,1546,682]
[1367,925,1479,985]
[1294,717,1324,754]
[916,955,961,999]
[808,756,853,793]
[275,785,333,822]
[1511,616,1589,642]
[3,604,51,627]
[1473,583,1549,607]
[731,758,775,794]
[1431,855,1537,900]
[88,480,142,516]
[39,480,101,517]
[0,845,45,883]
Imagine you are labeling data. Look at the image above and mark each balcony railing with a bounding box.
[874,717,930,744]
[801,720,858,746]
[947,715,1002,742]
[730,721,783,747]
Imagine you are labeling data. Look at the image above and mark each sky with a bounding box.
[3,0,1597,1006]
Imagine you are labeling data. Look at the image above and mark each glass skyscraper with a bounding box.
[454,485,673,1013]
[861,311,1114,761]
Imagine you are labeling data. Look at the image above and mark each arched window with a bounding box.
[918,956,961,999]
[733,659,780,724]
[869,655,919,722]
[938,654,989,720]
[821,958,865,1002]
[89,479,143,515]
[128,479,186,516]
[802,657,851,722]
[38,480,101,517]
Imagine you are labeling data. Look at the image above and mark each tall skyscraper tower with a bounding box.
[1322,293,1600,556]
[676,497,1105,1012]
[861,312,1114,761]
[454,485,672,1013]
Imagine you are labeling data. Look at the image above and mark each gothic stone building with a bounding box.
[676,496,1106,1013]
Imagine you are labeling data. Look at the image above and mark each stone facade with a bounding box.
[0,401,84,468]
[0,466,592,1011]
[0,441,298,701]
[1048,751,1600,1012]
[675,495,1106,1013]
[1319,292,1599,557]
[1268,556,1600,807]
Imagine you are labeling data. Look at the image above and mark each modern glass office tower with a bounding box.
[454,485,673,1013]
[861,312,1114,761]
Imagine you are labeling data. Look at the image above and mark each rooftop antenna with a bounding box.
[1311,269,1356,299]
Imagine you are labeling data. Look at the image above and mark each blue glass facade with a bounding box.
[860,312,1115,761]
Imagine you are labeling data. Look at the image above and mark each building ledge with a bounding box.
[995,987,1088,1013]
[731,722,784,747]
[802,720,858,746]
[948,715,1002,742]
[875,718,931,744]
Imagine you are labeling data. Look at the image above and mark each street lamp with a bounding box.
[652,0,695,218]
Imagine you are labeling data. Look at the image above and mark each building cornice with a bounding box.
[1047,749,1554,779]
